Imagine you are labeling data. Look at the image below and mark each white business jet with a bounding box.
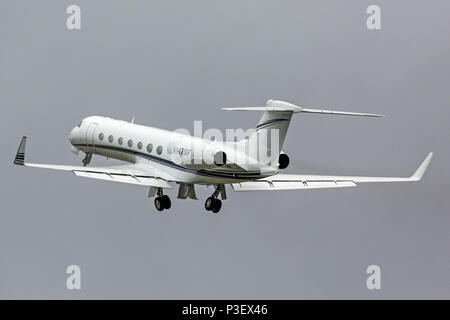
[14,100,432,213]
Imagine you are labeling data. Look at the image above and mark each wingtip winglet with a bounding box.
[411,152,433,181]
[13,136,27,165]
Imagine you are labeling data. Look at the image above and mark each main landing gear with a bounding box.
[154,188,171,212]
[150,185,226,213]
[205,184,225,213]
[205,197,221,213]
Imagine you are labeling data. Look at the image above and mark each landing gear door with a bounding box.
[85,123,98,149]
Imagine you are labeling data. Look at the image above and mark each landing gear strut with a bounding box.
[154,188,171,212]
[205,185,225,213]
[82,152,92,166]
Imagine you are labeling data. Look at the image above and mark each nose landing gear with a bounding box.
[82,152,92,166]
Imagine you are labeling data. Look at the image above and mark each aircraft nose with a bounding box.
[68,127,81,155]
[68,127,77,143]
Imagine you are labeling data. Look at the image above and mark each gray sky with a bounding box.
[1,0,449,299]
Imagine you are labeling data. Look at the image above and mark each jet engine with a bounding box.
[278,153,289,169]
[214,151,227,166]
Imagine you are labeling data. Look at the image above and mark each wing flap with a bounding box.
[232,180,356,191]
[232,153,432,191]
[13,136,174,188]
[73,171,171,188]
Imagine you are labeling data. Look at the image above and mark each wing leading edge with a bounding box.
[232,153,433,191]
[13,136,173,188]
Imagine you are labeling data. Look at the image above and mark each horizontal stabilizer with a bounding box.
[222,106,302,112]
[222,100,383,117]
[299,108,383,117]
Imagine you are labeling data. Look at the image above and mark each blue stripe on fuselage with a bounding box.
[72,143,266,180]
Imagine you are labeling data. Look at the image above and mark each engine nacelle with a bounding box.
[278,153,289,169]
[172,139,229,168]
[214,151,227,166]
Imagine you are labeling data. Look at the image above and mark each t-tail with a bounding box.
[222,99,383,167]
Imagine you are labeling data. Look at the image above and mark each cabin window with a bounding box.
[146,143,153,153]
[118,137,123,145]
[98,133,104,141]
[137,141,143,150]
[128,139,133,147]
[108,135,114,143]
[157,145,163,155]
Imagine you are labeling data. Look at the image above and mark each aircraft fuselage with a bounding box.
[69,116,277,185]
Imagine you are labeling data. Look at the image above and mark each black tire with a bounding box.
[162,195,171,209]
[211,199,222,213]
[154,197,164,211]
[205,197,214,211]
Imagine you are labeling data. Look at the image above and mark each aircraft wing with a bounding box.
[232,153,433,191]
[13,136,174,188]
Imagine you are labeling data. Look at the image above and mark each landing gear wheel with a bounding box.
[162,195,171,209]
[154,197,164,211]
[211,199,222,213]
[205,197,214,211]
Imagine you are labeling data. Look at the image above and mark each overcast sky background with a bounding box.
[1,0,449,299]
